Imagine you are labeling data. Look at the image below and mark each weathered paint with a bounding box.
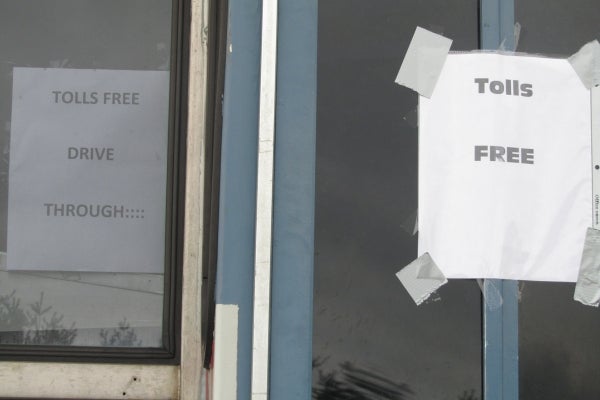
[0,363,179,399]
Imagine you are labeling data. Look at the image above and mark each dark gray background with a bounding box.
[313,1,482,399]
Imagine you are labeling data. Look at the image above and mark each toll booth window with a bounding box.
[0,0,181,355]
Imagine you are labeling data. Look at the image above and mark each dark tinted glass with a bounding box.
[516,1,600,398]
[313,1,482,398]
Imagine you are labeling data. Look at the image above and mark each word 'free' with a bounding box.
[475,145,534,164]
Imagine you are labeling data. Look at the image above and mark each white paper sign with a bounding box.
[419,53,591,282]
[7,68,169,273]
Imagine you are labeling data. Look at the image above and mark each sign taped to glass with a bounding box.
[418,53,591,282]
[7,68,169,273]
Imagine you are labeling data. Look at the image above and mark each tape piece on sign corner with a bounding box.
[574,227,600,307]
[394,27,453,98]
[568,40,600,89]
[396,253,447,306]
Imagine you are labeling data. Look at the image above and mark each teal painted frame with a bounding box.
[269,0,317,398]
[480,1,519,399]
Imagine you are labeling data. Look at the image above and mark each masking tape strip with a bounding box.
[476,279,504,311]
[574,228,600,307]
[395,27,453,98]
[396,252,447,305]
[568,40,600,89]
[498,22,521,52]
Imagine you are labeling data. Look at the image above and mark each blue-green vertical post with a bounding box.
[269,0,317,399]
[215,0,262,398]
[481,0,515,51]
[480,1,519,400]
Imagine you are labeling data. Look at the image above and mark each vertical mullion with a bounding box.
[214,0,262,397]
[501,282,519,400]
[269,0,317,399]
[480,1,518,400]
[483,279,504,400]
[483,280,519,400]
[480,0,501,49]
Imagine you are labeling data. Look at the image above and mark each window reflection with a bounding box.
[0,0,172,348]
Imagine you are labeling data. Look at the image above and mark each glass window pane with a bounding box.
[0,0,174,348]
[516,1,600,397]
[313,1,482,398]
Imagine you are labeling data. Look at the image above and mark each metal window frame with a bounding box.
[268,0,317,399]
[0,0,211,396]
[0,0,188,364]
[211,0,262,398]
[210,0,317,398]
[200,0,228,370]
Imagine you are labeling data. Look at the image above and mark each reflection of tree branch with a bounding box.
[313,359,413,400]
[0,290,27,343]
[0,292,145,347]
[0,291,77,345]
[99,317,142,347]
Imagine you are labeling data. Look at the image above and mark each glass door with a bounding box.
[311,1,600,399]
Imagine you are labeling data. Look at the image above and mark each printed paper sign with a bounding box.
[418,54,591,282]
[7,68,169,273]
